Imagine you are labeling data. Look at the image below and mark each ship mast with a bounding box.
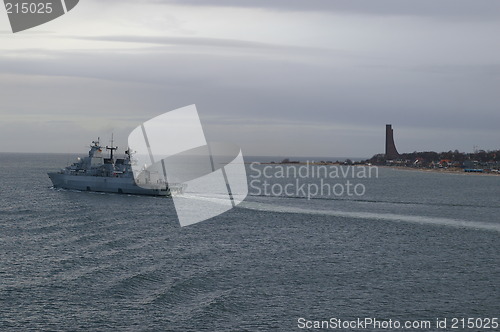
[106,133,118,160]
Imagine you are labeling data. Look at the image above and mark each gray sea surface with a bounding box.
[0,153,499,331]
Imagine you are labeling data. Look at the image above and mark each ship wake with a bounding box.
[238,201,500,233]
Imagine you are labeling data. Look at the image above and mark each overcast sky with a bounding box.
[0,0,499,158]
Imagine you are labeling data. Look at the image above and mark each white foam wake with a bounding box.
[239,201,500,233]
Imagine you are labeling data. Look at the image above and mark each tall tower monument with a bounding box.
[385,124,400,159]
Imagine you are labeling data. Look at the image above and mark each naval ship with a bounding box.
[48,138,180,196]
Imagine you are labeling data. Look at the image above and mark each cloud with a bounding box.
[158,0,500,20]
[0,0,499,155]
[1,42,499,156]
[73,35,307,51]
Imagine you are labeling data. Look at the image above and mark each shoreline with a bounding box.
[246,162,499,176]
[379,165,500,176]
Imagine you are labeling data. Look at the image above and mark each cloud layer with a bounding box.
[0,1,499,156]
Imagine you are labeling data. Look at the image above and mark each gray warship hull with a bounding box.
[48,172,170,196]
[47,137,182,197]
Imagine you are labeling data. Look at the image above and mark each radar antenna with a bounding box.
[106,133,118,160]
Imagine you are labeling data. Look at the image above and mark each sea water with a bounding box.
[0,153,498,331]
